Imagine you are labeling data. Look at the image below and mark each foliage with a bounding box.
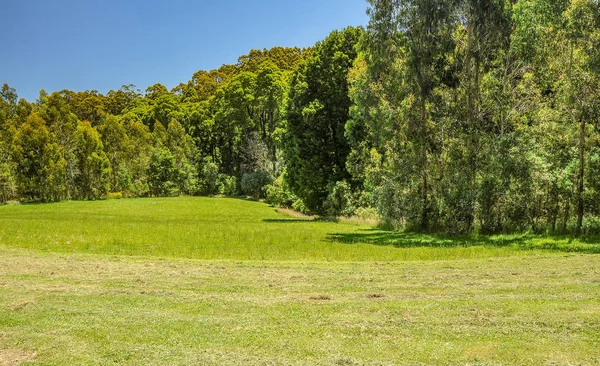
[241,171,274,199]
[199,157,220,195]
[3,7,600,235]
[349,0,600,235]
[73,121,111,200]
[284,27,363,213]
[291,198,310,216]
[218,173,238,196]
[266,173,297,208]
[11,113,67,202]
[324,181,357,217]
[148,147,178,197]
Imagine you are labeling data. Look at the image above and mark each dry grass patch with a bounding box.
[0,349,36,366]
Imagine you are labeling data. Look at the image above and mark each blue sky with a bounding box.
[2,0,369,101]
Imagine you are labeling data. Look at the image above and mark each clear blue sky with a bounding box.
[2,0,369,101]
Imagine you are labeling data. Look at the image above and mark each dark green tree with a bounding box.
[284,27,363,213]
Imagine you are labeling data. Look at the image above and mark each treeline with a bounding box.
[2,0,600,236]
[346,0,600,235]
[0,47,308,203]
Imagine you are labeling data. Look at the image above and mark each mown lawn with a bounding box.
[0,197,599,365]
[0,197,598,261]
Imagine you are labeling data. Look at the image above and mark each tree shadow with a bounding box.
[327,229,600,254]
[263,217,339,223]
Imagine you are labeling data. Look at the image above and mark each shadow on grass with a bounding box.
[263,217,339,223]
[326,229,600,254]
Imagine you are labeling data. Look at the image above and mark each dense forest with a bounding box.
[2,0,600,235]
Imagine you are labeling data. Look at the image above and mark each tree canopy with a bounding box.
[3,1,600,236]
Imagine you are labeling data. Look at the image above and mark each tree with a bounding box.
[39,92,80,196]
[97,115,128,191]
[148,147,177,197]
[11,114,67,202]
[166,119,199,195]
[284,27,363,213]
[73,121,111,199]
[255,61,286,175]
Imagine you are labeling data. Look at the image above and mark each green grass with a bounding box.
[0,197,599,365]
[0,197,598,261]
[0,249,598,365]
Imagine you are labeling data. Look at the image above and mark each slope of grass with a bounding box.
[0,197,598,261]
[0,197,599,364]
[0,249,598,365]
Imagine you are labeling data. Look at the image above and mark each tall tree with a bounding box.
[73,121,111,200]
[11,113,67,202]
[284,27,363,213]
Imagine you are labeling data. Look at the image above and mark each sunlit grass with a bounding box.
[0,197,597,261]
[0,197,598,364]
[0,249,598,365]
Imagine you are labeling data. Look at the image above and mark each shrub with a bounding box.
[582,216,600,236]
[0,162,17,203]
[106,192,123,200]
[116,166,133,193]
[199,158,220,195]
[292,198,310,215]
[324,181,357,217]
[241,171,273,199]
[375,180,403,229]
[148,148,179,197]
[218,174,238,196]
[177,162,200,196]
[355,207,380,220]
[130,179,150,197]
[266,175,296,207]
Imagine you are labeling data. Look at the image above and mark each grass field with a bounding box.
[0,197,599,365]
[0,197,598,261]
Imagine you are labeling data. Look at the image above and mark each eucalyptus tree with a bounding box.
[11,113,67,202]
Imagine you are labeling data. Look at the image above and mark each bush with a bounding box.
[241,171,273,199]
[148,148,179,197]
[324,181,357,217]
[106,192,123,200]
[116,166,133,193]
[582,216,600,236]
[355,207,380,220]
[177,162,200,196]
[0,162,17,203]
[292,198,310,215]
[130,179,150,197]
[218,174,238,196]
[266,175,296,207]
[375,180,403,229]
[199,158,220,195]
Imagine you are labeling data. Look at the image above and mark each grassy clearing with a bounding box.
[0,197,599,364]
[0,197,598,261]
[0,249,598,365]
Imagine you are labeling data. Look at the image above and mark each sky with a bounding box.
[1,0,370,101]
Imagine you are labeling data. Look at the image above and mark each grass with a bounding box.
[0,196,598,261]
[0,249,598,365]
[0,197,599,364]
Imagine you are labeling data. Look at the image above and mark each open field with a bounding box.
[0,198,599,365]
[1,249,599,365]
[0,197,598,262]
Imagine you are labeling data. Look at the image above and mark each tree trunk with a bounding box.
[420,98,428,231]
[576,116,585,236]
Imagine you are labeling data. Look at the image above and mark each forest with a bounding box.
[1,0,600,236]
